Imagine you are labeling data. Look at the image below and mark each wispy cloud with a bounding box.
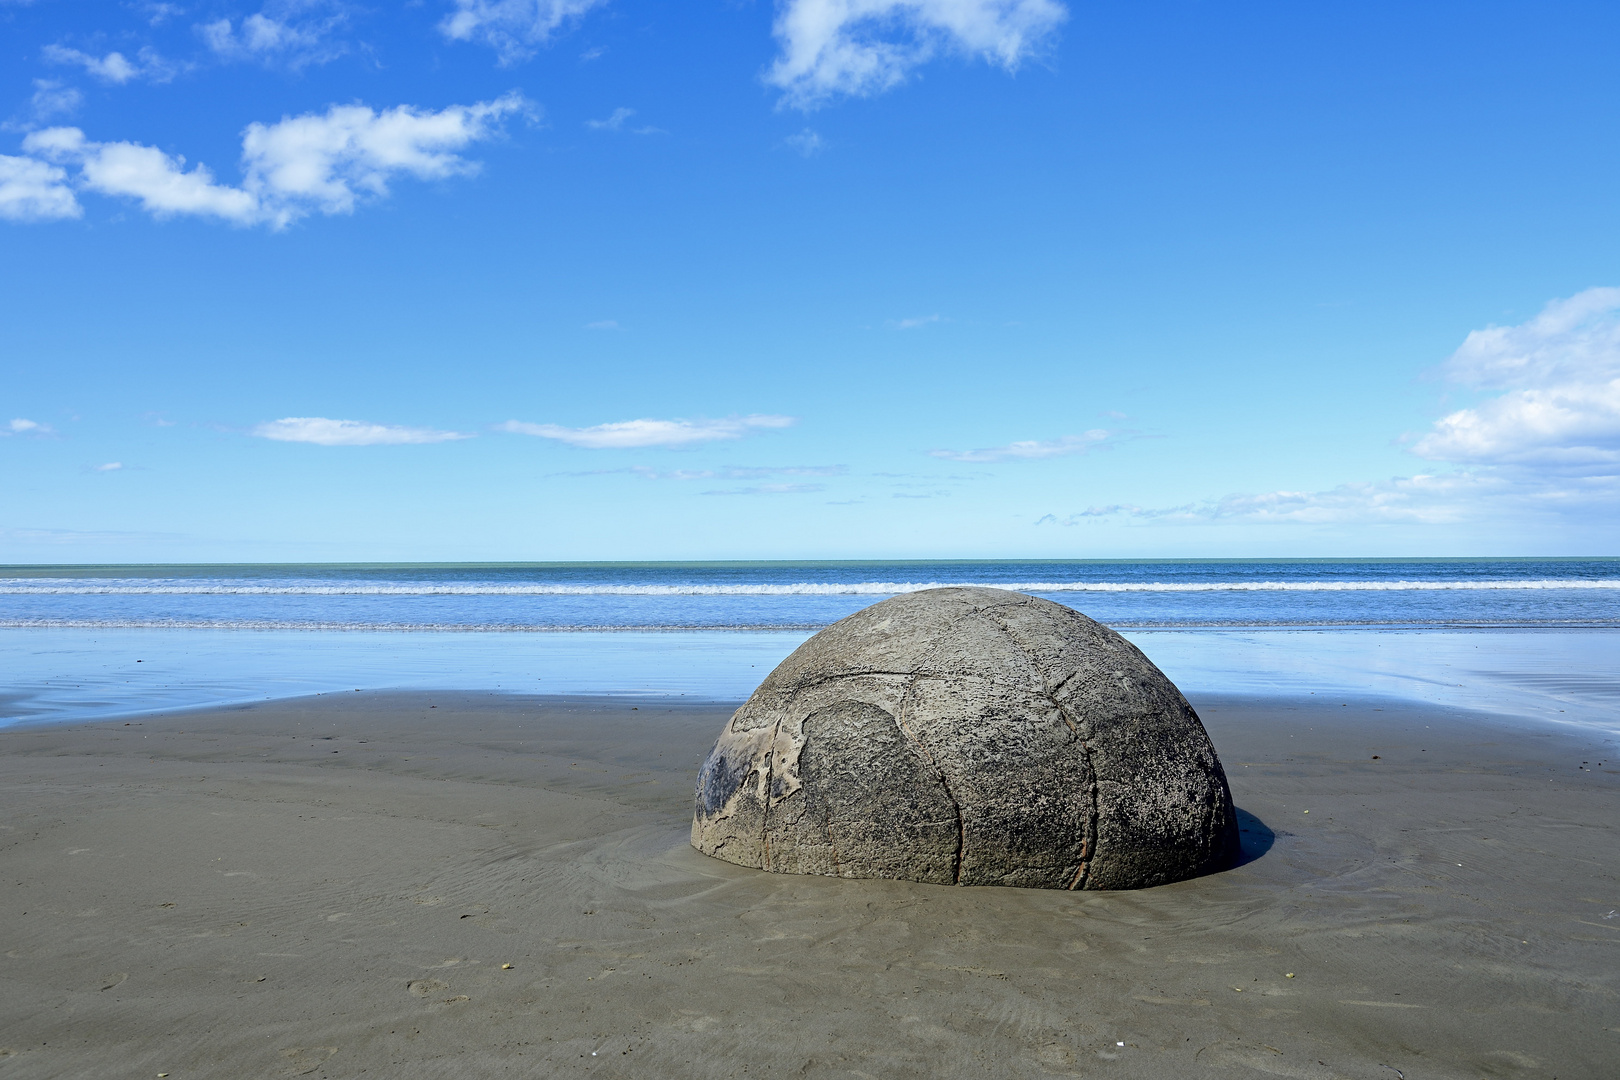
[15,93,529,228]
[890,313,942,330]
[17,79,82,125]
[585,107,661,134]
[768,0,1068,108]
[930,429,1115,463]
[5,417,56,436]
[1036,472,1555,528]
[499,415,795,449]
[251,417,473,446]
[0,525,184,546]
[586,107,633,131]
[142,3,183,26]
[702,483,826,496]
[632,467,718,481]
[42,44,175,84]
[93,461,123,471]
[43,46,137,83]
[783,128,826,157]
[1410,287,1620,473]
[712,465,843,479]
[440,0,608,65]
[547,464,844,481]
[1036,293,1620,530]
[199,5,348,70]
[0,154,79,221]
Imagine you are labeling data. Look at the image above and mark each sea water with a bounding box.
[1,559,1616,730]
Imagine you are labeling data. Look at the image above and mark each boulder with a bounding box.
[691,587,1238,890]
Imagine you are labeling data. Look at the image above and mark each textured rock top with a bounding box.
[692,587,1238,890]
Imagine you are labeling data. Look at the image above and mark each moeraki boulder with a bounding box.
[692,587,1239,890]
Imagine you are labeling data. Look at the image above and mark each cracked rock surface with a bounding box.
[691,587,1239,890]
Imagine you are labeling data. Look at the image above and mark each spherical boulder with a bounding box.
[691,587,1239,890]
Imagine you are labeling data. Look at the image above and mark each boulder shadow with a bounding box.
[1232,807,1275,867]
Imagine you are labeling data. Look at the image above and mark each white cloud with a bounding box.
[239,93,529,221]
[199,5,348,69]
[251,417,474,445]
[94,461,123,471]
[930,429,1113,462]
[15,93,526,228]
[1410,287,1620,473]
[499,415,796,449]
[25,126,260,223]
[0,154,80,221]
[768,0,1067,108]
[42,45,174,83]
[783,128,826,156]
[440,0,608,64]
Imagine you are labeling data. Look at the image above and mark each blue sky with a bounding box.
[3,0,1618,561]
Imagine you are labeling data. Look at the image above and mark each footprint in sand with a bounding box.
[279,1046,337,1076]
[406,978,450,997]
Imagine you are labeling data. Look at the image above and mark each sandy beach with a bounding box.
[1,691,1616,1079]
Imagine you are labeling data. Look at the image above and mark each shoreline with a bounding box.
[7,626,1618,735]
[2,691,1616,1077]
[7,620,1620,630]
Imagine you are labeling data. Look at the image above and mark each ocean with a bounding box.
[2,558,1616,728]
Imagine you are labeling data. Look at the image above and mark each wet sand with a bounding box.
[1,691,1616,1079]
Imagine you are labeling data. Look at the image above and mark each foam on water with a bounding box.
[3,560,1617,631]
[2,617,1614,631]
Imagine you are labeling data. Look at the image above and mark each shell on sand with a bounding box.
[691,587,1240,890]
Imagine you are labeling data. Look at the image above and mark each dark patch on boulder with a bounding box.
[695,747,753,819]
